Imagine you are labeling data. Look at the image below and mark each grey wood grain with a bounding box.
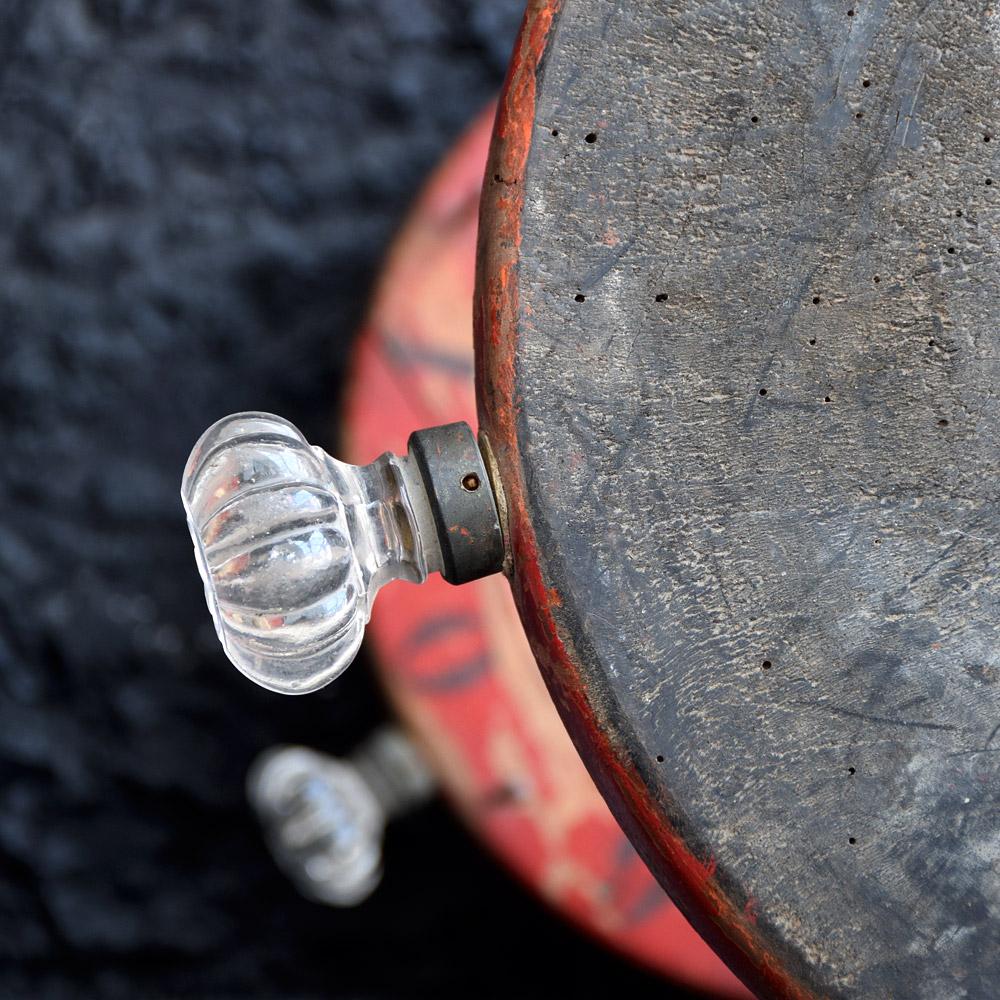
[514,1,999,995]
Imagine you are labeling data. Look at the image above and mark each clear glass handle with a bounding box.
[181,413,442,695]
[246,728,435,907]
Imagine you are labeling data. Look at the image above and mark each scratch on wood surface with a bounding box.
[792,701,960,733]
[900,70,925,149]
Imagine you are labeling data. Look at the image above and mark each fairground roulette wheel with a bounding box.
[182,2,999,997]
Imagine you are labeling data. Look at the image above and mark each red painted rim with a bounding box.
[473,4,816,997]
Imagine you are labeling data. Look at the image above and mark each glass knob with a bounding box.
[248,745,385,907]
[181,412,502,694]
[247,728,435,907]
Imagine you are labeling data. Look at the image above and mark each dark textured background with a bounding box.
[0,1,673,997]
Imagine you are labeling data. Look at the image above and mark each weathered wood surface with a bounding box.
[476,1,1000,997]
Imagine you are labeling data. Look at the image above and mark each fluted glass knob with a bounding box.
[181,412,501,694]
[247,729,434,906]
[248,745,385,906]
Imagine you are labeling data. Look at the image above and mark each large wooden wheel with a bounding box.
[477,2,1000,997]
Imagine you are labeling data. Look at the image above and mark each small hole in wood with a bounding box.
[824,396,832,403]
[655,293,668,302]
[849,837,857,845]
[947,247,956,254]
[938,418,949,427]
[956,209,963,217]
[762,659,772,670]
[574,293,586,302]
[759,388,768,396]
[808,338,817,345]
[750,115,759,123]
[986,135,992,142]
[656,755,664,763]
[873,275,880,283]
[848,766,856,775]
[862,78,871,88]
[987,178,994,186]
[812,295,821,304]
[585,132,598,143]
[462,473,481,492]
[551,128,559,136]
[874,539,881,545]
[847,7,855,15]
[856,112,864,120]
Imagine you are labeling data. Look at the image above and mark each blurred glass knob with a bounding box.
[248,728,435,907]
[181,413,503,694]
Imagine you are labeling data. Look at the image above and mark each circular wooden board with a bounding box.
[476,3,1000,997]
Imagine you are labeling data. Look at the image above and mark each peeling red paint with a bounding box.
[700,854,719,881]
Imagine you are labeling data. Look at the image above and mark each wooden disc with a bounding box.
[476,3,1000,997]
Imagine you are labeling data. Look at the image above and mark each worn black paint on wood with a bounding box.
[512,1,999,996]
